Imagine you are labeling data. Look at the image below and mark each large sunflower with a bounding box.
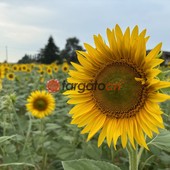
[26,90,55,118]
[64,25,170,149]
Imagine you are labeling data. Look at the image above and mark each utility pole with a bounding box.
[5,46,8,62]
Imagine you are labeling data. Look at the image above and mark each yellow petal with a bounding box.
[98,119,109,147]
[149,81,170,90]
[146,43,162,62]
[146,69,161,78]
[139,29,147,38]
[148,93,170,102]
[122,27,130,58]
[87,114,106,141]
[106,28,119,59]
[113,119,121,149]
[67,96,91,104]
[145,101,162,115]
[127,118,135,149]
[84,43,108,64]
[136,113,153,138]
[134,36,145,66]
[71,110,99,125]
[131,25,139,41]
[133,118,149,149]
[93,34,112,61]
[69,101,95,115]
[77,51,100,66]
[146,59,164,69]
[69,70,93,80]
[121,119,128,148]
[106,119,115,147]
[115,24,123,40]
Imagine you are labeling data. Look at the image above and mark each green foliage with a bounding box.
[62,159,121,170]
[148,129,170,152]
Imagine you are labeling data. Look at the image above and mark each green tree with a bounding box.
[38,36,61,64]
[18,54,34,63]
[60,37,84,63]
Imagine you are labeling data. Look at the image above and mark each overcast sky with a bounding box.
[0,0,170,63]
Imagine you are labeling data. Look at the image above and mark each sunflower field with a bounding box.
[1,25,170,170]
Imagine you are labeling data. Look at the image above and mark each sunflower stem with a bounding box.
[110,145,115,163]
[137,146,144,163]
[40,119,46,170]
[10,97,24,135]
[22,114,32,152]
[127,142,138,170]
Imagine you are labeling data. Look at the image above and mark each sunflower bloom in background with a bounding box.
[12,65,19,72]
[21,64,28,72]
[6,72,15,81]
[62,62,69,73]
[64,25,170,149]
[53,65,59,73]
[26,90,55,118]
[46,66,53,75]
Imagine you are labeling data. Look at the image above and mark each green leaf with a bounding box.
[148,129,170,152]
[0,135,16,143]
[46,123,61,131]
[83,143,102,160]
[0,162,35,168]
[62,159,121,170]
[159,152,170,164]
[57,147,76,160]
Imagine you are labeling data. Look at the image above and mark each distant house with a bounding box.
[160,51,170,66]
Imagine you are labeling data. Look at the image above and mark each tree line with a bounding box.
[18,36,84,64]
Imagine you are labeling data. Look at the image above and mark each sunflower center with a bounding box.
[9,74,14,78]
[92,61,147,119]
[34,98,47,111]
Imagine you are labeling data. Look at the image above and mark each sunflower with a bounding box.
[12,65,19,72]
[53,65,59,73]
[26,67,32,73]
[64,25,170,150]
[4,66,10,73]
[46,66,53,75]
[30,63,35,69]
[39,76,44,83]
[6,72,15,81]
[26,90,55,118]
[18,66,22,71]
[62,62,69,73]
[39,70,45,75]
[21,64,28,72]
[37,66,45,75]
